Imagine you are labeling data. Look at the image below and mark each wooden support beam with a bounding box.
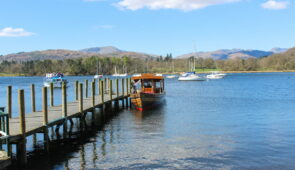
[85,80,88,98]
[79,83,83,112]
[42,87,48,125]
[109,79,113,100]
[100,80,104,103]
[116,79,119,98]
[75,80,79,100]
[126,78,129,95]
[18,89,27,165]
[50,82,54,106]
[122,78,124,96]
[31,84,36,112]
[62,82,67,117]
[7,85,12,118]
[92,81,95,106]
[98,79,101,95]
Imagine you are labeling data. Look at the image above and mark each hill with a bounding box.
[177,49,277,60]
[0,47,155,61]
[80,46,123,54]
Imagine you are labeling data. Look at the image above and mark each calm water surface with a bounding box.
[2,73,295,169]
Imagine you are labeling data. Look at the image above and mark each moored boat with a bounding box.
[178,72,205,81]
[43,73,68,88]
[130,73,165,111]
[94,74,103,79]
[206,71,226,79]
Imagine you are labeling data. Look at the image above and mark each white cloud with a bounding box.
[261,0,289,10]
[0,27,35,37]
[115,0,241,11]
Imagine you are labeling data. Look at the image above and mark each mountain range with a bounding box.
[0,46,289,61]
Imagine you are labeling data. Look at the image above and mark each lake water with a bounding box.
[3,72,295,169]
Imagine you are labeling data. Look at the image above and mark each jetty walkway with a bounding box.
[0,77,131,169]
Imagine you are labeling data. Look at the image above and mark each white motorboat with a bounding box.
[206,71,226,79]
[94,74,103,79]
[43,73,68,88]
[166,75,177,79]
[113,73,128,77]
[178,72,206,81]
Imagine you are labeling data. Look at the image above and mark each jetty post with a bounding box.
[7,86,12,118]
[125,78,129,107]
[31,84,37,145]
[85,80,88,98]
[92,81,95,106]
[17,89,27,165]
[50,82,54,106]
[75,81,79,100]
[62,82,68,138]
[115,79,119,110]
[121,79,125,107]
[79,83,83,113]
[42,87,50,151]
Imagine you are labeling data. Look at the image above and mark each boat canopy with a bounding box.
[132,73,164,80]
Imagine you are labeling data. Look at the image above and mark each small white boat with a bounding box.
[94,75,103,79]
[206,71,226,79]
[133,73,141,77]
[43,73,68,88]
[113,73,128,77]
[178,72,206,81]
[166,75,177,79]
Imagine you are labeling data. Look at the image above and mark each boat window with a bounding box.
[143,80,152,88]
[155,81,161,88]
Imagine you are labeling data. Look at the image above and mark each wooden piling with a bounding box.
[18,89,27,165]
[122,79,125,96]
[85,80,88,98]
[126,78,129,95]
[79,83,83,112]
[92,81,95,106]
[42,87,48,125]
[50,82,54,106]
[7,86,12,118]
[98,79,101,95]
[122,79,125,107]
[31,84,36,112]
[116,79,119,98]
[75,81,79,100]
[100,80,104,103]
[104,77,107,90]
[109,80,113,100]
[62,82,67,117]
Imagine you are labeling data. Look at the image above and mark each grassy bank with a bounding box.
[0,73,25,77]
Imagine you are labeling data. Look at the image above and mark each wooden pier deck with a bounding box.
[0,78,131,169]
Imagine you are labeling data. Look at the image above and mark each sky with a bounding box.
[0,0,294,56]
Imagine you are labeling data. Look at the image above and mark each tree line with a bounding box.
[0,49,294,76]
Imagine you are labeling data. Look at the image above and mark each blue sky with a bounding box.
[0,0,294,56]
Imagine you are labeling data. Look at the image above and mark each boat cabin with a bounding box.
[132,74,164,94]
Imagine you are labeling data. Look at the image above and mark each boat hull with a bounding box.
[178,76,206,81]
[130,92,165,111]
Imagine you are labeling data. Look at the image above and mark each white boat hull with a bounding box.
[206,73,226,79]
[178,75,206,81]
[94,75,103,79]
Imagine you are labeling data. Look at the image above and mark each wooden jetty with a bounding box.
[0,77,132,169]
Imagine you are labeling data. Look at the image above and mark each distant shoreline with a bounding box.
[1,70,295,77]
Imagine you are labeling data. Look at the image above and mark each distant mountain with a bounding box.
[80,46,124,54]
[270,47,288,54]
[177,49,277,60]
[0,46,155,61]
